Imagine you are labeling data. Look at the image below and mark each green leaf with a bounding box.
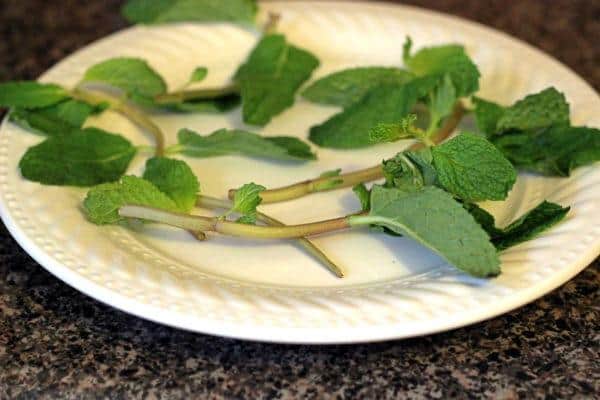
[319,168,342,179]
[382,148,437,191]
[177,128,316,161]
[352,183,371,212]
[431,133,517,201]
[81,57,167,99]
[10,99,103,136]
[472,96,505,136]
[122,0,257,25]
[427,73,457,130]
[492,201,570,250]
[496,87,570,133]
[158,94,240,113]
[463,201,569,251]
[462,203,502,238]
[83,176,178,225]
[309,77,437,149]
[229,182,265,224]
[189,67,208,83]
[19,127,136,186]
[142,157,199,212]
[369,114,419,144]
[491,125,600,176]
[404,41,480,98]
[313,168,343,191]
[302,67,414,108]
[350,185,499,277]
[0,81,69,109]
[234,34,319,126]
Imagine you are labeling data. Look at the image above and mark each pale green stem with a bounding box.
[196,195,344,277]
[70,88,165,156]
[119,205,352,239]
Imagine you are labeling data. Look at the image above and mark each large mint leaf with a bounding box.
[309,77,437,149]
[492,125,600,176]
[177,128,315,161]
[431,133,516,201]
[496,87,569,133]
[143,157,199,212]
[0,81,69,109]
[350,185,499,277]
[83,176,178,225]
[122,0,257,25]
[19,128,136,186]
[10,99,102,136]
[81,57,167,99]
[302,67,414,108]
[404,42,480,98]
[234,34,319,126]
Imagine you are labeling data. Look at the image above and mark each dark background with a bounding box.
[1,1,598,398]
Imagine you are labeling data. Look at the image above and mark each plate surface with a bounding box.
[0,1,598,343]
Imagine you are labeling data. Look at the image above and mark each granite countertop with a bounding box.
[1,1,599,398]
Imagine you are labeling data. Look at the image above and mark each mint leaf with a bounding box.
[159,94,240,113]
[313,169,343,191]
[369,114,420,144]
[492,201,569,250]
[350,185,499,277]
[427,74,457,130]
[431,133,517,201]
[19,128,136,186]
[122,0,257,25]
[309,78,437,149]
[177,128,316,161]
[10,99,102,136]
[142,157,199,212]
[83,176,178,225]
[492,125,600,176]
[403,40,480,98]
[229,182,265,224]
[472,96,505,136]
[496,87,569,133]
[81,57,167,99]
[352,183,371,211]
[462,203,501,236]
[464,201,569,250]
[0,81,69,109]
[382,148,437,191]
[189,67,208,83]
[234,34,319,126]
[302,67,414,108]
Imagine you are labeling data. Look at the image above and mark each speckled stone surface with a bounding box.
[1,1,599,398]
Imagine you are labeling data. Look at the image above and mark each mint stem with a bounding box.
[196,195,345,277]
[70,88,165,156]
[119,205,353,239]
[229,102,466,203]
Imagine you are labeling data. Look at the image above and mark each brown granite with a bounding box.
[0,1,599,398]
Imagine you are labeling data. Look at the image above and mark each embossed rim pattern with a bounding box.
[0,1,599,343]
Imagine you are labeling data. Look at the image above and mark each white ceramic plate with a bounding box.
[1,1,599,343]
